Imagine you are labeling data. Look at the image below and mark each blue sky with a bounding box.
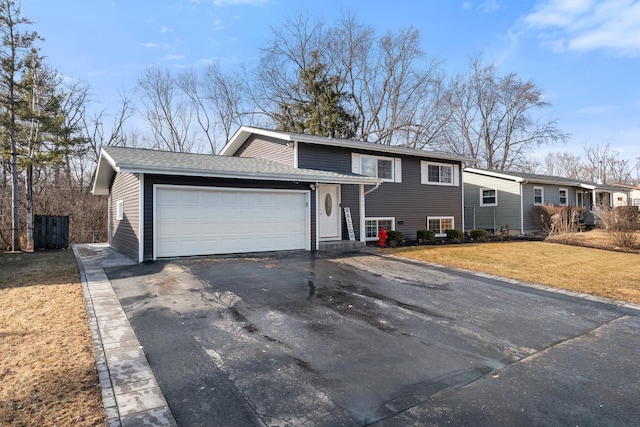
[21,0,640,169]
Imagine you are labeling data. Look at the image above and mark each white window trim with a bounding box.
[533,186,544,206]
[559,188,568,206]
[633,198,640,207]
[427,216,455,237]
[364,217,395,241]
[420,161,459,186]
[576,191,584,207]
[480,188,498,207]
[352,153,400,183]
[116,199,124,221]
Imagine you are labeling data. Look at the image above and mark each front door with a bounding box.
[318,184,341,240]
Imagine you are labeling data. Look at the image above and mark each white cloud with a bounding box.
[141,42,161,48]
[479,0,501,13]
[162,54,186,61]
[524,0,640,56]
[214,19,224,30]
[462,2,473,9]
[212,0,268,5]
[161,26,171,33]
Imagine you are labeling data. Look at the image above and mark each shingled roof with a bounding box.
[92,146,381,195]
[464,167,620,191]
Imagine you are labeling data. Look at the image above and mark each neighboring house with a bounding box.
[92,127,469,261]
[613,183,640,207]
[463,168,618,235]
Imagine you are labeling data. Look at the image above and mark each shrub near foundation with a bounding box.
[446,229,464,242]
[417,229,436,243]
[386,230,404,247]
[469,229,489,241]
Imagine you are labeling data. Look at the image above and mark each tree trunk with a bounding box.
[25,163,33,251]
[10,110,20,252]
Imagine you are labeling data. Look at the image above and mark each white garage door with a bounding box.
[154,186,309,258]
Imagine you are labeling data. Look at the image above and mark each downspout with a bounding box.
[520,180,528,235]
[360,182,382,243]
[364,182,381,196]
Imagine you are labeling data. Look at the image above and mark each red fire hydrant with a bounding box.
[378,227,388,247]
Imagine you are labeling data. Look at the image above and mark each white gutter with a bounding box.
[364,182,381,196]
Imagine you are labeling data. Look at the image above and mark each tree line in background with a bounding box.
[1,3,638,251]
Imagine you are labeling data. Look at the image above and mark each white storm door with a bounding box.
[318,184,341,240]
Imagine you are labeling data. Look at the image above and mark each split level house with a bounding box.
[92,126,471,262]
[463,168,619,235]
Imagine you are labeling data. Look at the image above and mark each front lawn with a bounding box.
[392,240,640,304]
[0,250,105,426]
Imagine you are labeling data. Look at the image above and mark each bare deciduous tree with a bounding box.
[137,66,197,152]
[442,56,568,170]
[583,143,634,184]
[201,62,254,152]
[255,13,448,147]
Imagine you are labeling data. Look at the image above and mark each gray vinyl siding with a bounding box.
[236,134,295,166]
[109,172,140,260]
[298,143,463,241]
[463,173,521,233]
[142,175,314,261]
[522,183,582,231]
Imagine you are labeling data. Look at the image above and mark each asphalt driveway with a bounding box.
[105,251,640,426]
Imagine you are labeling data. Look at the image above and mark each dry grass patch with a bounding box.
[393,241,640,304]
[545,229,640,253]
[0,250,105,426]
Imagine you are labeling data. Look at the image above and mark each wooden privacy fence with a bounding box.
[34,215,69,250]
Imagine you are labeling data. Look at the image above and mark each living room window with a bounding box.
[364,217,395,241]
[480,188,497,206]
[427,216,454,237]
[559,188,568,205]
[534,186,544,205]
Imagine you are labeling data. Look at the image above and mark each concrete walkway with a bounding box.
[73,243,177,427]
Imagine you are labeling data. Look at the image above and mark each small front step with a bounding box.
[318,240,365,252]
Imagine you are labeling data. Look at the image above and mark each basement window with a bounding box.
[365,217,395,241]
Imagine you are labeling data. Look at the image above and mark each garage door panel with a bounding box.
[155,187,309,257]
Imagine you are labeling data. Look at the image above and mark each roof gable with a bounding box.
[221,126,472,163]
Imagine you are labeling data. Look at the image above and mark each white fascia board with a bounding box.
[115,165,381,185]
[464,168,524,182]
[219,126,292,156]
[91,150,119,195]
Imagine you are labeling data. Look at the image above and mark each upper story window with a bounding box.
[361,156,393,180]
[559,188,568,205]
[534,186,544,205]
[480,188,497,206]
[352,153,401,182]
[420,161,459,186]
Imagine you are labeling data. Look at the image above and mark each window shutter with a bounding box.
[394,158,402,183]
[420,161,427,184]
[352,153,361,174]
[453,164,460,187]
